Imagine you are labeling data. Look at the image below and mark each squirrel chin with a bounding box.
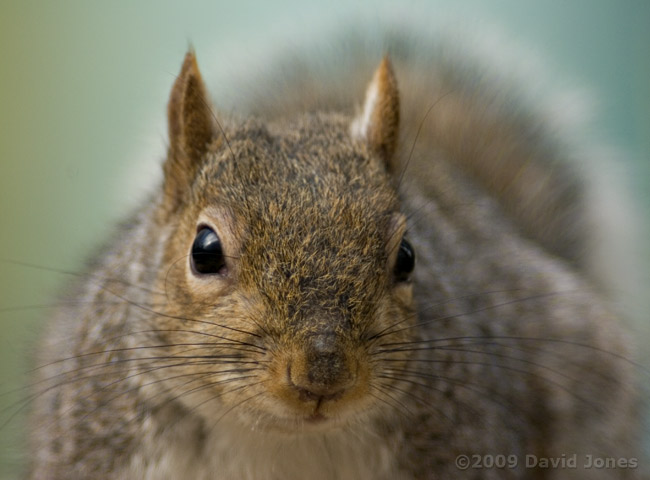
[242,411,354,435]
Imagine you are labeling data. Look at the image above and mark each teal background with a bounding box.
[1,1,648,477]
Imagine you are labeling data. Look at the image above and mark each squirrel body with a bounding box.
[28,28,641,479]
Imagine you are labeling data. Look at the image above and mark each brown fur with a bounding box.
[27,29,642,480]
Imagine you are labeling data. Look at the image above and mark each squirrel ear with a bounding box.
[350,56,400,171]
[164,50,217,208]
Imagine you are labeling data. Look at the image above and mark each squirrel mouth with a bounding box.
[304,413,327,424]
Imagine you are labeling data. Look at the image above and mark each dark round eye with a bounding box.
[191,227,226,275]
[394,238,415,282]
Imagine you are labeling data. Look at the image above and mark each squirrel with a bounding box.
[27,27,642,479]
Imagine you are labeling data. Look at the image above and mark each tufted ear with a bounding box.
[164,50,218,209]
[350,56,400,172]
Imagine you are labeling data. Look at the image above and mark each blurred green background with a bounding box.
[1,1,648,477]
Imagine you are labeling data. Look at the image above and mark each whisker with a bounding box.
[371,290,585,342]
[127,379,264,430]
[365,288,525,341]
[377,372,484,421]
[64,281,263,338]
[366,386,412,420]
[0,258,166,296]
[205,390,266,434]
[4,350,264,409]
[377,335,649,374]
[380,356,602,413]
[2,358,258,431]
[21,339,263,379]
[396,92,452,190]
[71,368,260,430]
[382,366,518,412]
[377,344,582,385]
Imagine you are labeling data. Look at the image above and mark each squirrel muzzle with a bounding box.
[287,333,356,403]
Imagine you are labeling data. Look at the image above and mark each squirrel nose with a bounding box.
[287,334,355,402]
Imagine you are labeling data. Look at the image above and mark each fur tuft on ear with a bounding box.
[350,56,400,171]
[164,50,218,210]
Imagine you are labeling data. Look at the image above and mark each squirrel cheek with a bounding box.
[392,282,414,306]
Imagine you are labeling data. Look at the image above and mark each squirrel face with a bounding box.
[149,52,415,431]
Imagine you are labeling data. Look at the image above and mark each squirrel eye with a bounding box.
[394,238,415,282]
[191,227,226,275]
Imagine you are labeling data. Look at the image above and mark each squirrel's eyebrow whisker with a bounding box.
[396,91,452,191]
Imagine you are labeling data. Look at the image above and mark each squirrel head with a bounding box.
[153,51,415,431]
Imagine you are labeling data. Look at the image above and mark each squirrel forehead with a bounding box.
[194,114,400,224]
